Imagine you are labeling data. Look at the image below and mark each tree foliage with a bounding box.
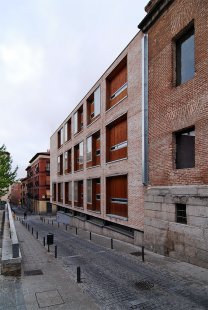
[0,144,18,198]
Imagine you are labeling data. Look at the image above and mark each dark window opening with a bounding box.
[176,204,187,224]
[175,127,195,169]
[176,24,195,85]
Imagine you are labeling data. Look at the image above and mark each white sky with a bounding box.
[0,0,147,178]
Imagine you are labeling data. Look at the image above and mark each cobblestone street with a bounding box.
[19,212,208,310]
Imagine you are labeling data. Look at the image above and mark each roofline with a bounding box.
[138,0,174,32]
[29,152,50,164]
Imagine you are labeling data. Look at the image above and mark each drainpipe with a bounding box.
[142,34,149,185]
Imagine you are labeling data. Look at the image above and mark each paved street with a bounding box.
[13,207,208,310]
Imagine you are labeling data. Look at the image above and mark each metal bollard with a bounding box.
[111,238,113,249]
[32,227,33,235]
[52,220,53,226]
[77,266,81,283]
[55,245,57,258]
[44,218,45,223]
[90,232,92,241]
[43,237,45,246]
[36,231,38,239]
[76,227,78,235]
[48,244,50,252]
[48,219,49,224]
[58,222,59,228]
[142,246,145,262]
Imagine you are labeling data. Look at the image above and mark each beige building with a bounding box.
[50,32,146,245]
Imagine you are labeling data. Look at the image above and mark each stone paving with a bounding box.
[22,215,208,310]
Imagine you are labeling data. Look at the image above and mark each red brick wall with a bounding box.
[148,0,208,185]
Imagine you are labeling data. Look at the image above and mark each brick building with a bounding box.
[139,0,208,267]
[26,152,53,214]
[50,32,146,244]
[20,177,28,206]
[9,181,22,205]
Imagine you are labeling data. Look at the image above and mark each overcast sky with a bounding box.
[0,0,147,178]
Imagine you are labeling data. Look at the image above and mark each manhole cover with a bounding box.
[35,289,64,308]
[135,281,154,290]
[130,252,145,257]
[24,269,43,276]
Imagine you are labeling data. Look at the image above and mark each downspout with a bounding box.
[142,34,149,185]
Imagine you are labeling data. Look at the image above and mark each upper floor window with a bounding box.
[46,162,50,172]
[64,149,71,174]
[106,114,127,162]
[74,105,83,135]
[65,118,71,142]
[74,141,84,171]
[87,130,100,168]
[57,127,63,148]
[57,154,63,175]
[106,56,127,110]
[87,86,101,125]
[176,24,195,85]
[175,127,195,169]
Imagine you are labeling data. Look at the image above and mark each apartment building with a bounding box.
[50,32,146,244]
[20,177,28,206]
[139,0,208,267]
[26,152,53,214]
[9,181,21,205]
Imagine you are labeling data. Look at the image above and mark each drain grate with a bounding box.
[24,269,43,276]
[135,281,154,290]
[130,252,145,257]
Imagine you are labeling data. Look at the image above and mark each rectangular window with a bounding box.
[65,118,71,142]
[87,178,101,212]
[106,175,128,218]
[65,181,72,205]
[57,154,63,175]
[87,136,92,162]
[46,162,50,171]
[52,183,56,201]
[74,105,83,135]
[64,149,71,174]
[176,24,195,85]
[106,56,127,110]
[175,127,195,169]
[74,142,83,171]
[74,180,83,208]
[79,141,84,165]
[106,114,127,162]
[58,183,63,203]
[57,127,63,148]
[87,86,101,125]
[176,204,187,224]
[87,131,100,168]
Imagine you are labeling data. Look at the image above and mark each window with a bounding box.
[176,24,195,85]
[74,142,84,171]
[74,180,83,208]
[106,175,128,218]
[57,154,63,175]
[87,86,101,125]
[46,162,50,172]
[176,204,187,224]
[106,56,127,110]
[58,183,63,203]
[57,128,63,148]
[79,141,84,165]
[87,131,100,168]
[87,178,101,212]
[106,114,127,162]
[175,127,195,169]
[65,118,71,142]
[74,105,83,135]
[52,183,56,201]
[64,149,71,174]
[65,181,72,205]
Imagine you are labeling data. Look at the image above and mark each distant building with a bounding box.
[10,181,21,205]
[20,177,28,206]
[25,152,53,214]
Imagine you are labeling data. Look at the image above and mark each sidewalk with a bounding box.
[14,220,99,310]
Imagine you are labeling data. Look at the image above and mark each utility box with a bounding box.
[47,233,54,245]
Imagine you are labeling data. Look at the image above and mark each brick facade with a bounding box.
[50,32,145,244]
[139,0,208,267]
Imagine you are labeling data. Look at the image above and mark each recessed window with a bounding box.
[57,154,63,175]
[176,204,187,224]
[176,24,195,85]
[106,114,127,162]
[74,142,84,171]
[175,127,195,169]
[64,149,71,174]
[65,118,71,142]
[87,131,100,168]
[57,128,63,148]
[52,183,56,201]
[74,180,83,208]
[65,181,72,205]
[74,105,83,135]
[87,178,101,212]
[58,183,63,203]
[106,56,127,110]
[87,86,101,125]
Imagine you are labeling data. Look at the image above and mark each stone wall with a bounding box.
[144,185,208,268]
